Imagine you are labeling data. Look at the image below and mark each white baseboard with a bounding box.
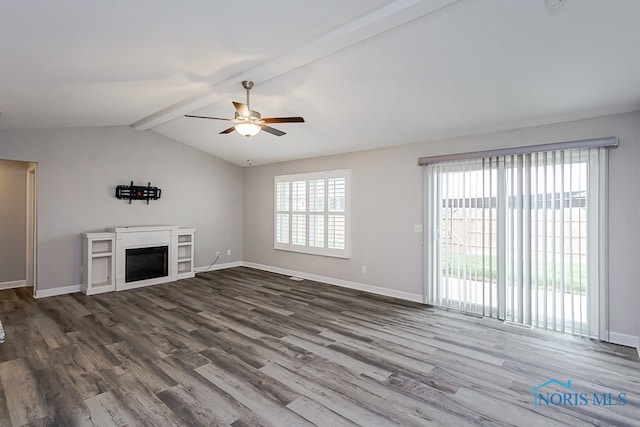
[0,280,27,290]
[31,262,244,298]
[243,262,424,303]
[608,331,640,351]
[35,284,82,299]
[195,261,244,273]
[31,261,422,304]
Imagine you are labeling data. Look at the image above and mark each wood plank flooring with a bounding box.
[0,267,638,426]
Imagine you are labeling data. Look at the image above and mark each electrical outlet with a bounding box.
[361,265,367,274]
[227,249,231,256]
[216,251,221,257]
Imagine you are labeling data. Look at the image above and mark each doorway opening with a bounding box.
[0,159,37,295]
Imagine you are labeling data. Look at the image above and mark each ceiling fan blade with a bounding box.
[260,125,286,137]
[185,115,231,121]
[233,101,249,116]
[262,116,305,124]
[219,126,236,134]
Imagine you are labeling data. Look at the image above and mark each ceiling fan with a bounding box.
[185,80,305,137]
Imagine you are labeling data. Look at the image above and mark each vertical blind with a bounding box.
[424,145,609,339]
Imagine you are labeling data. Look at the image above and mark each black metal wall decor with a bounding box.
[116,181,161,204]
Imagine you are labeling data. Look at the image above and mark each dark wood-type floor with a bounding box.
[0,267,638,426]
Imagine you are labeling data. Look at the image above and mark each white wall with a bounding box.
[0,126,244,291]
[243,110,640,341]
[0,159,27,283]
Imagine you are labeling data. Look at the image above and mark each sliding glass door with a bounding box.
[425,147,606,338]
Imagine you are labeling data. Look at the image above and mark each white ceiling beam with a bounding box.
[131,0,460,131]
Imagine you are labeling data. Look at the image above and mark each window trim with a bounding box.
[274,169,351,258]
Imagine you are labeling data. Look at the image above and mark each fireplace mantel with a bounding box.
[81,226,195,295]
[110,225,179,234]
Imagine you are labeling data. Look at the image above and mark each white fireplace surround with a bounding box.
[81,225,195,295]
[111,226,182,291]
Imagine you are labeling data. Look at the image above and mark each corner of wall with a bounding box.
[607,331,640,352]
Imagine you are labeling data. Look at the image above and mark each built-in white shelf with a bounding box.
[176,228,195,280]
[82,232,116,295]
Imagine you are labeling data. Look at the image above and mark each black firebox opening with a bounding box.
[126,246,168,283]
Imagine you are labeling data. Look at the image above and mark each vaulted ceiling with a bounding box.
[1,0,639,166]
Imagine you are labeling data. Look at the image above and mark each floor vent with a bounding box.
[503,321,534,330]
[288,276,304,281]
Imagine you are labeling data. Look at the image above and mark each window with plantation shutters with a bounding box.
[275,170,350,258]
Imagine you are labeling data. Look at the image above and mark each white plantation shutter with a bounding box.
[328,215,345,250]
[308,179,326,248]
[291,214,306,246]
[275,182,290,244]
[309,179,325,212]
[328,178,345,211]
[292,181,306,211]
[275,214,289,244]
[309,215,325,247]
[327,177,346,250]
[291,180,307,247]
[274,170,350,258]
[423,140,614,340]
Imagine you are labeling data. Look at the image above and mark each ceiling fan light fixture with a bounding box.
[235,122,261,137]
[185,80,304,138]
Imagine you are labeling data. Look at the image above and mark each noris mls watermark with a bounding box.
[530,379,627,409]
